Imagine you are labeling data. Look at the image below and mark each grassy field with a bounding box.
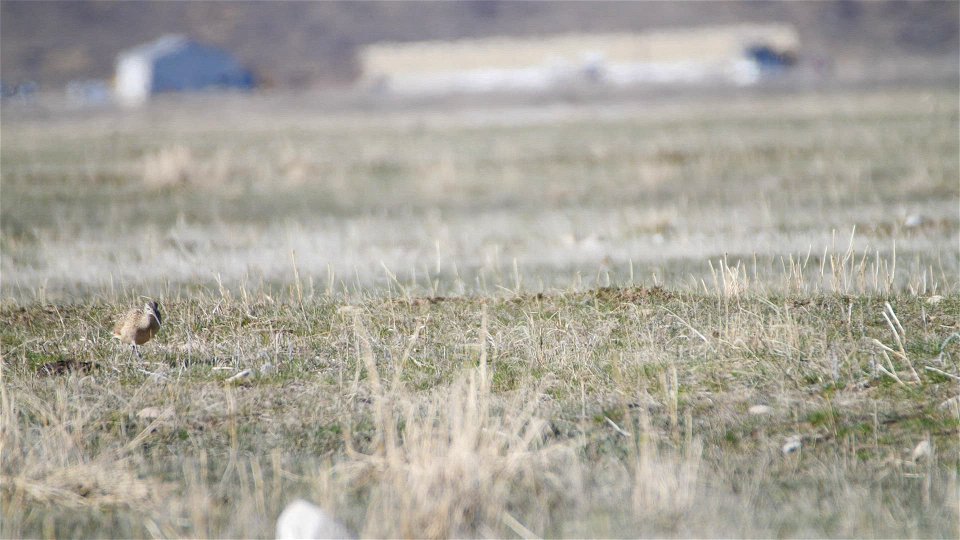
[1,87,958,538]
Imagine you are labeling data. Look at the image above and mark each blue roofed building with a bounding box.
[115,35,254,107]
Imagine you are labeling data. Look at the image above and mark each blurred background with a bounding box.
[2,4,959,538]
[1,0,958,107]
[1,1,957,302]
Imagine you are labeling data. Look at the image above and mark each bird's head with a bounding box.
[146,300,162,325]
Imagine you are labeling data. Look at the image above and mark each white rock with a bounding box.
[137,406,173,420]
[748,404,773,415]
[912,440,932,461]
[904,214,927,228]
[260,363,278,376]
[225,369,253,384]
[276,499,354,539]
[926,295,943,305]
[782,435,802,455]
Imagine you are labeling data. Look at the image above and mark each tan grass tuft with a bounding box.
[141,145,231,189]
[3,462,156,509]
[1,384,168,516]
[342,372,579,538]
[331,312,579,538]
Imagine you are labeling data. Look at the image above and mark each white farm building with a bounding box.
[360,24,799,96]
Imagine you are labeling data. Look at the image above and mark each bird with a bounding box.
[112,300,162,358]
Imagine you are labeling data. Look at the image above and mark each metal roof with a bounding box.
[118,35,189,61]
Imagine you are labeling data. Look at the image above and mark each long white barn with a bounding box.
[360,24,799,95]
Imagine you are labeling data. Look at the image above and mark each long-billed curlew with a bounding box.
[113,300,162,358]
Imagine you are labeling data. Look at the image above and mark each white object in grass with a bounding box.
[276,499,354,539]
[137,406,173,420]
[911,440,932,462]
[782,435,802,455]
[225,369,253,383]
[904,214,927,228]
[748,404,773,415]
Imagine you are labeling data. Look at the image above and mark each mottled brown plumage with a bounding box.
[113,301,162,357]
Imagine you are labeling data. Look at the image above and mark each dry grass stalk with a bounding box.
[1,385,166,515]
[332,312,578,538]
[343,371,577,538]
